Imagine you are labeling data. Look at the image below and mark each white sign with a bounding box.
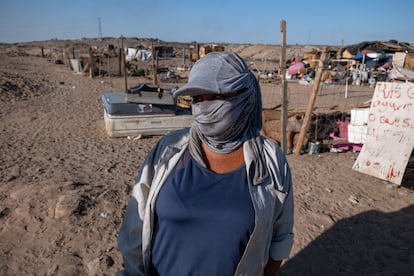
[353,82,414,185]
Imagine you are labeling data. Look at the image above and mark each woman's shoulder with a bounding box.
[260,135,283,153]
[150,128,190,158]
[142,128,190,168]
[157,128,190,147]
[259,135,289,164]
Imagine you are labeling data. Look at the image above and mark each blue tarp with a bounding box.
[350,51,373,61]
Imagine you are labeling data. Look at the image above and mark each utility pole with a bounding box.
[152,41,158,85]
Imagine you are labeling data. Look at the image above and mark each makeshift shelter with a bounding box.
[199,44,224,59]
[389,52,414,81]
[303,52,319,68]
[405,54,414,70]
[125,48,152,61]
[344,40,411,55]
[350,51,373,62]
[154,46,174,58]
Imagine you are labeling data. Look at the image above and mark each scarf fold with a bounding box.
[190,71,262,154]
[188,70,264,174]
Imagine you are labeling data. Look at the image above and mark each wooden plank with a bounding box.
[279,20,288,153]
[293,47,329,155]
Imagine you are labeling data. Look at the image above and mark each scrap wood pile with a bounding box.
[261,109,354,153]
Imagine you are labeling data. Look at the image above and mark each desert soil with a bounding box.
[0,40,413,276]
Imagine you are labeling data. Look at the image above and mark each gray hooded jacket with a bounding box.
[117,128,294,276]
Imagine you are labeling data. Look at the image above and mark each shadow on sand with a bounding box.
[280,204,414,276]
[401,157,414,189]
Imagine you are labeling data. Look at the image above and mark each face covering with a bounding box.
[191,74,261,154]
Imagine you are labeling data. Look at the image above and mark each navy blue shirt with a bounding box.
[150,150,255,276]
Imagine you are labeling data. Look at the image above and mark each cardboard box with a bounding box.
[348,124,368,144]
[350,108,369,126]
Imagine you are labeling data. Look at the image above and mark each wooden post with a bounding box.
[63,49,70,68]
[121,36,128,92]
[156,50,159,72]
[41,47,44,58]
[89,47,94,78]
[118,48,122,76]
[62,49,66,66]
[293,47,329,155]
[279,20,288,154]
[151,41,158,85]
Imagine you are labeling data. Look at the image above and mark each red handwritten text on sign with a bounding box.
[353,82,414,185]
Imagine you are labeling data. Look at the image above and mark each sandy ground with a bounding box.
[0,41,414,276]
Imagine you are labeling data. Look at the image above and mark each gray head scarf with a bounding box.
[174,51,262,164]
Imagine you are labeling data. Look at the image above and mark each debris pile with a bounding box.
[0,71,47,101]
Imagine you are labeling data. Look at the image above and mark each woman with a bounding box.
[117,51,294,276]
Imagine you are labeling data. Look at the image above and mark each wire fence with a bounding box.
[260,80,375,153]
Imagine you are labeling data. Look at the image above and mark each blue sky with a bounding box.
[1,0,413,45]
